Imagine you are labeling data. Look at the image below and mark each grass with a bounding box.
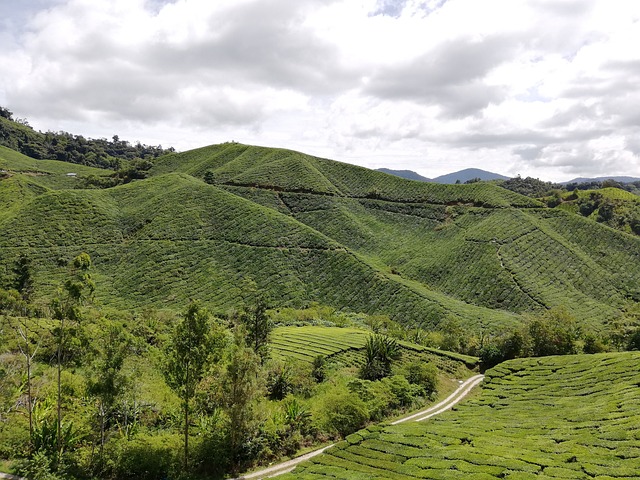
[282,351,640,479]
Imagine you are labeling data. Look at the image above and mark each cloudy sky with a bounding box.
[1,0,639,181]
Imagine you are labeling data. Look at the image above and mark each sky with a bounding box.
[1,0,639,182]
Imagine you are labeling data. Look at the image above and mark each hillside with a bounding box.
[563,175,640,184]
[551,187,640,236]
[0,113,171,169]
[2,143,640,333]
[282,351,640,479]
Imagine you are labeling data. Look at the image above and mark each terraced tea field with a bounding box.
[282,352,640,479]
[270,326,478,370]
[4,142,640,332]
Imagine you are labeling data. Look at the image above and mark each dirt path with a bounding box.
[232,374,484,479]
[392,374,484,424]
[0,473,26,480]
[1,376,483,480]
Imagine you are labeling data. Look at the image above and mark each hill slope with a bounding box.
[283,351,640,479]
[2,143,640,332]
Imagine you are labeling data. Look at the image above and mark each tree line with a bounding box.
[0,254,441,480]
[0,106,174,170]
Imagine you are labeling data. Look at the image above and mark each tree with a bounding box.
[50,253,94,464]
[359,335,401,381]
[222,327,264,471]
[12,253,34,302]
[241,296,272,364]
[163,301,220,472]
[311,355,327,383]
[404,361,438,398]
[0,106,13,119]
[86,324,130,463]
[526,307,580,357]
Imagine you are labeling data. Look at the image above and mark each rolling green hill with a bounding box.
[2,143,640,333]
[282,351,640,479]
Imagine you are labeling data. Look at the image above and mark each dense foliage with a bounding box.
[1,275,474,479]
[0,109,173,169]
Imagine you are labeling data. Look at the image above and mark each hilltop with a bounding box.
[2,141,640,335]
[432,168,509,184]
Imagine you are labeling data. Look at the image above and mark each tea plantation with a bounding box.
[2,143,640,333]
[282,352,640,479]
[270,326,478,370]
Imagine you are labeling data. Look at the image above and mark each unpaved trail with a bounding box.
[1,376,483,480]
[232,374,484,479]
[392,374,484,424]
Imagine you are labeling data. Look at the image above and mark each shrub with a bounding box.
[266,362,293,400]
[312,355,327,383]
[404,362,438,398]
[380,375,416,409]
[320,392,369,438]
[359,335,400,381]
[103,433,180,480]
[627,328,640,351]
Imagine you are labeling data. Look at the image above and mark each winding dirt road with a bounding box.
[0,375,483,480]
[232,374,484,479]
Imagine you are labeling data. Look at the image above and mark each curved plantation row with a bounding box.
[153,143,542,208]
[270,327,479,372]
[243,186,629,323]
[282,351,640,479]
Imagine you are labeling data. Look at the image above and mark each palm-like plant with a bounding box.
[359,335,400,381]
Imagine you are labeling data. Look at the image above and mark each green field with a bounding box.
[270,326,478,370]
[282,352,640,479]
[2,143,640,333]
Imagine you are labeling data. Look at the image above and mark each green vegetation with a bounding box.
[3,141,640,335]
[1,297,473,479]
[551,187,640,235]
[0,110,173,169]
[269,326,478,369]
[283,351,640,479]
[3,114,640,478]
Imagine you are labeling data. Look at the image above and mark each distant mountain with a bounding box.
[376,168,430,182]
[563,176,640,185]
[432,168,509,184]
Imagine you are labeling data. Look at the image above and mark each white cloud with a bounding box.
[0,0,639,181]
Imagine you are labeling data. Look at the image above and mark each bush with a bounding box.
[380,375,416,409]
[320,392,369,438]
[627,328,640,351]
[312,355,326,383]
[583,333,607,354]
[103,433,180,480]
[14,450,62,480]
[404,362,438,398]
[266,362,293,400]
[359,335,400,381]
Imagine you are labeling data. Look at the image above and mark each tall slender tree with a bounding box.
[87,324,129,464]
[222,327,264,471]
[50,253,94,463]
[164,301,221,472]
[13,317,42,453]
[241,297,271,364]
